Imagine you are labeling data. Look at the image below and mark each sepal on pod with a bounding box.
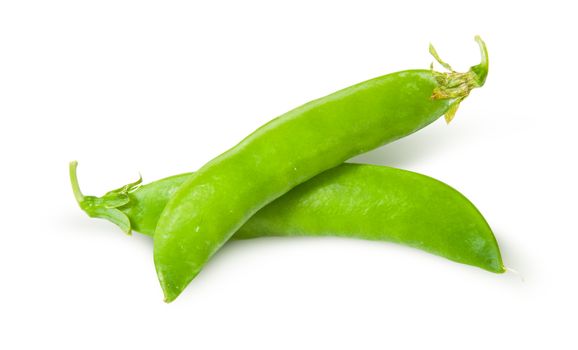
[69,161,141,234]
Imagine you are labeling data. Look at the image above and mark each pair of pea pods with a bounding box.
[72,36,504,302]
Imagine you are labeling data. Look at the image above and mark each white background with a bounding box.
[1,1,576,348]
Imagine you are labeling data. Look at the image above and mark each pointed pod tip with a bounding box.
[155,259,199,303]
[160,280,181,304]
[155,263,185,303]
[163,295,176,304]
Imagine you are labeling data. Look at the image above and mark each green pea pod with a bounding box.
[154,37,490,302]
[70,162,504,276]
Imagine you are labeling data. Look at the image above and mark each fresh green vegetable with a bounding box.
[70,162,504,276]
[154,37,490,302]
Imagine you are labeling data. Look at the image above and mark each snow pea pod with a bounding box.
[70,162,504,274]
[155,37,490,302]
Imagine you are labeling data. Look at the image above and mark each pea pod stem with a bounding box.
[69,161,85,204]
[430,36,489,123]
[471,35,489,85]
[70,161,141,234]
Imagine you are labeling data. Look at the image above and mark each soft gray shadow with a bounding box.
[350,123,485,167]
[59,212,154,250]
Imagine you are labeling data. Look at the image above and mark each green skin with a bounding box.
[70,162,504,278]
[154,37,490,302]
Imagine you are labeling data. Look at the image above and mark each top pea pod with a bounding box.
[154,36,490,302]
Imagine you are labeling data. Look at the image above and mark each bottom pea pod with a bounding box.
[70,161,504,273]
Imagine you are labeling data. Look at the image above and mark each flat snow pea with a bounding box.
[155,37,490,302]
[70,162,504,274]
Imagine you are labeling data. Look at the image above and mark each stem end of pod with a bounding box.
[69,161,139,235]
[431,36,490,123]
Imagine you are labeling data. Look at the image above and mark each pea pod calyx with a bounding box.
[430,35,489,123]
[69,161,140,234]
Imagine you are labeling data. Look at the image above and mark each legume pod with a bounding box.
[154,37,490,301]
[70,162,504,275]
